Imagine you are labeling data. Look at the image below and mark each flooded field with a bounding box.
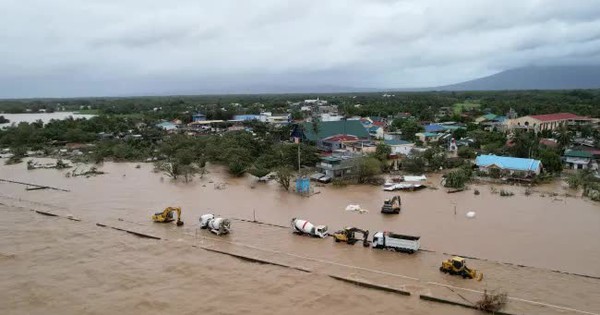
[1,160,599,314]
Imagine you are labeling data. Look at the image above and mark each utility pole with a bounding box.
[297,141,301,172]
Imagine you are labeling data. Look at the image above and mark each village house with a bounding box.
[563,150,598,170]
[384,139,415,156]
[156,121,178,131]
[316,151,360,179]
[192,113,206,122]
[475,154,542,177]
[416,132,441,144]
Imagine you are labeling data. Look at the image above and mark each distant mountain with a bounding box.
[433,65,600,91]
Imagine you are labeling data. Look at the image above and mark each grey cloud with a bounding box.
[1,0,600,97]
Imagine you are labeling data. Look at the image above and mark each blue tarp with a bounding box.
[296,177,310,194]
[475,155,541,172]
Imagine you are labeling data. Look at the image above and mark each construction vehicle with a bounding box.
[152,206,184,226]
[291,218,328,238]
[381,195,401,214]
[332,227,370,247]
[199,214,231,235]
[440,256,483,281]
[372,231,420,253]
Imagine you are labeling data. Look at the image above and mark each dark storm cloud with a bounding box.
[0,0,599,97]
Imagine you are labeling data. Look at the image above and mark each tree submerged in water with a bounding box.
[475,290,508,312]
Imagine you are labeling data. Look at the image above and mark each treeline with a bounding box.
[2,90,599,120]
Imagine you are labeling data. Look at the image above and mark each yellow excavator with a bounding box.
[381,195,401,214]
[333,227,370,247]
[440,256,483,281]
[151,206,184,226]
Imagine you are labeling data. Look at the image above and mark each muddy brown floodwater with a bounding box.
[1,160,599,315]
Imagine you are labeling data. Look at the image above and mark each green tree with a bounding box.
[355,157,382,183]
[275,166,294,191]
[457,146,476,159]
[536,148,563,174]
[402,153,427,173]
[557,127,572,149]
[443,168,471,189]
[373,143,391,162]
[392,119,423,141]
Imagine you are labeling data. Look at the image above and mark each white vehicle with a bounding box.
[199,214,231,235]
[291,218,328,238]
[372,231,420,254]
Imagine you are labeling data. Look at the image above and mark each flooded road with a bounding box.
[1,160,599,314]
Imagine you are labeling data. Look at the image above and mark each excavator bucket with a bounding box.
[476,272,483,281]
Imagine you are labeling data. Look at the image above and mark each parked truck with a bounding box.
[371,231,420,253]
[291,218,328,238]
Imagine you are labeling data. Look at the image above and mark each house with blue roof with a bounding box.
[475,154,542,176]
[424,124,447,133]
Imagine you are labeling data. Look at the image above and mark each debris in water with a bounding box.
[71,166,105,177]
[475,290,508,312]
[499,190,514,197]
[474,189,480,195]
[466,211,476,218]
[345,204,369,214]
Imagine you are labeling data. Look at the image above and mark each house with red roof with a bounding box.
[507,112,591,132]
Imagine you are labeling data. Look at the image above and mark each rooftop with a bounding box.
[528,113,584,122]
[301,120,370,141]
[384,139,412,146]
[563,150,593,158]
[475,154,541,172]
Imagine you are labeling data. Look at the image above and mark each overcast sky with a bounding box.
[1,0,600,98]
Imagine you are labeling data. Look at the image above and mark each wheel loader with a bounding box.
[439,256,483,281]
[381,195,401,214]
[151,206,184,226]
[332,227,370,247]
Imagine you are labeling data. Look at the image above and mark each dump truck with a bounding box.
[381,195,401,214]
[199,214,231,236]
[291,218,328,238]
[371,231,420,253]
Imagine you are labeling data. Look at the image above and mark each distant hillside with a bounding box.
[434,66,600,91]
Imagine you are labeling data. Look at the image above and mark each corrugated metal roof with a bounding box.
[384,139,412,146]
[475,154,541,172]
[424,124,446,133]
[528,113,582,122]
[301,120,370,141]
[564,150,593,158]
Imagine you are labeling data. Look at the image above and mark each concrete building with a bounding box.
[317,153,358,179]
[384,139,414,156]
[507,113,589,132]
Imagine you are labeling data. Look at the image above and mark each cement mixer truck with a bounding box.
[291,218,328,238]
[199,214,231,236]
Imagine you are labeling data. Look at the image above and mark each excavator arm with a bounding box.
[347,227,370,247]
